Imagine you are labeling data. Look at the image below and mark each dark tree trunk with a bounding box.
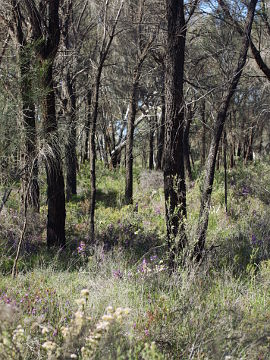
[62,3,77,201]
[163,0,187,267]
[156,72,165,171]
[224,131,228,213]
[24,0,66,247]
[183,104,193,181]
[200,99,206,168]
[149,116,154,170]
[43,64,66,247]
[216,146,221,171]
[193,0,258,261]
[65,71,77,201]
[244,126,254,163]
[83,90,92,162]
[89,72,101,242]
[125,71,139,205]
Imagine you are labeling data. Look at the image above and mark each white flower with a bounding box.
[96,321,110,331]
[106,306,113,313]
[42,341,57,352]
[101,314,114,322]
[41,327,49,334]
[61,326,69,337]
[80,289,90,297]
[75,298,86,307]
[70,354,78,359]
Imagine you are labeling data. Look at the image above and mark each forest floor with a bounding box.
[1,158,270,359]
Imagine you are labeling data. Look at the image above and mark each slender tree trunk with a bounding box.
[193,0,257,261]
[183,104,193,181]
[42,63,66,247]
[65,71,77,201]
[84,90,92,162]
[244,126,254,163]
[156,72,165,170]
[164,0,187,267]
[125,71,139,205]
[89,71,101,242]
[149,115,154,170]
[200,99,206,168]
[224,130,228,213]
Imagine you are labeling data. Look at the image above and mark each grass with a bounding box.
[1,158,270,359]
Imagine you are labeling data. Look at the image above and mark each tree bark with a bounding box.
[200,99,206,168]
[125,71,139,204]
[183,104,193,181]
[83,90,92,162]
[223,130,228,213]
[163,0,187,266]
[64,70,77,201]
[89,71,101,242]
[149,115,154,170]
[156,72,165,171]
[193,0,258,261]
[43,63,66,247]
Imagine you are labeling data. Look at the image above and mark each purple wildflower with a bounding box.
[77,241,86,255]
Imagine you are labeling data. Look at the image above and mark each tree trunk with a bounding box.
[149,115,154,170]
[193,0,258,261]
[43,64,66,247]
[23,0,65,247]
[200,99,206,168]
[65,71,77,201]
[224,131,228,213]
[183,104,193,181]
[83,90,92,162]
[125,71,139,205]
[156,72,165,170]
[163,0,187,267]
[89,70,101,242]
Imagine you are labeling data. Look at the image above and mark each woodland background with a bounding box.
[0,0,270,359]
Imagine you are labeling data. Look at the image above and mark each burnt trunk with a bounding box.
[43,64,66,247]
[65,71,77,201]
[164,0,187,267]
